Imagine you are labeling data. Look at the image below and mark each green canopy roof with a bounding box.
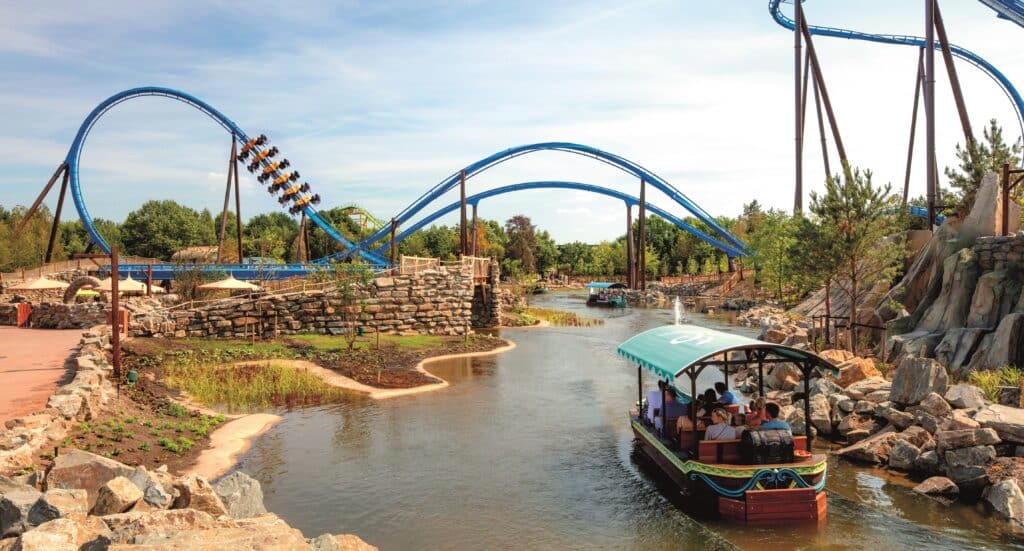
[617,324,828,384]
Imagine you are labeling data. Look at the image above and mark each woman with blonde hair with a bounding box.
[704,408,736,441]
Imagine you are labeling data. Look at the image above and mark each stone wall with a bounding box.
[131,265,488,338]
[28,303,108,329]
[976,233,1024,272]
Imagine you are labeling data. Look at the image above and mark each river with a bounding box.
[238,291,1023,550]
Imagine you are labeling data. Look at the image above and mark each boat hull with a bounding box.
[631,419,827,524]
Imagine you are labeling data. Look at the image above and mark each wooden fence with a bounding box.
[1,256,162,283]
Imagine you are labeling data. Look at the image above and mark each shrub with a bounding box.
[969,366,1023,403]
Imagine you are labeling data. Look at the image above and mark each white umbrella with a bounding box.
[95,276,147,293]
[197,275,261,291]
[8,277,69,290]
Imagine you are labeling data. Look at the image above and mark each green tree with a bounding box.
[244,212,299,261]
[686,257,698,275]
[0,205,65,271]
[810,165,906,351]
[944,118,1023,213]
[748,209,797,303]
[535,230,559,275]
[558,241,593,275]
[505,215,537,273]
[120,200,216,260]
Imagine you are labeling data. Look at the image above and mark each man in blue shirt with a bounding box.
[715,382,738,406]
[759,402,792,432]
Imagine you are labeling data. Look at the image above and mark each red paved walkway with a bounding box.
[0,327,83,423]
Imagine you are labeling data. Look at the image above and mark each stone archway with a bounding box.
[63,276,102,304]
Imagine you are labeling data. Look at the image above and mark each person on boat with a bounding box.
[759,402,792,432]
[714,382,738,406]
[645,380,666,426]
[697,388,718,417]
[704,408,736,440]
[745,397,767,430]
[655,388,688,433]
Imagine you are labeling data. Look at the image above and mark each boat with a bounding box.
[618,324,834,524]
[585,282,627,307]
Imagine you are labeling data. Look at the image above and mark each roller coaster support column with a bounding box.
[904,48,925,206]
[933,2,975,151]
[16,162,70,263]
[811,54,831,178]
[459,170,468,256]
[471,204,478,256]
[639,179,647,291]
[1002,163,1024,235]
[390,218,398,268]
[45,169,70,264]
[626,204,635,289]
[232,138,243,261]
[794,0,803,212]
[800,15,847,165]
[925,0,937,228]
[217,138,236,262]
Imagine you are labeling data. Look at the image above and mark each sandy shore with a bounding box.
[188,413,282,479]
[0,327,83,423]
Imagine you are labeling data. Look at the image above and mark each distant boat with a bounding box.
[532,283,548,294]
[585,282,627,308]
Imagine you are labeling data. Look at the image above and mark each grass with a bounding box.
[521,307,603,327]
[969,366,1023,403]
[288,333,442,351]
[162,361,351,411]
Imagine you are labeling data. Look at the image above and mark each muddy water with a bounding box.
[238,292,1022,550]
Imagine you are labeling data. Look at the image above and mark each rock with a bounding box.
[838,413,880,439]
[916,248,981,333]
[762,328,788,344]
[879,406,916,430]
[961,172,1020,242]
[310,533,379,551]
[896,425,933,449]
[836,357,882,387]
[889,357,948,406]
[945,445,997,488]
[172,475,228,517]
[766,363,802,391]
[819,349,854,365]
[949,409,982,430]
[969,313,1024,371]
[945,384,987,409]
[913,476,960,497]
[889,439,921,471]
[127,466,175,510]
[46,450,134,509]
[808,394,832,435]
[935,328,989,376]
[967,270,1023,329]
[854,400,874,414]
[91,476,143,516]
[935,428,1002,453]
[0,485,41,537]
[46,394,83,420]
[865,390,892,403]
[808,377,843,399]
[12,513,110,551]
[27,489,88,526]
[212,471,266,519]
[916,450,941,474]
[845,377,891,401]
[914,411,943,435]
[837,426,897,464]
[916,392,953,418]
[103,508,218,542]
[105,510,310,549]
[975,404,1024,444]
[836,398,856,414]
[984,479,1024,528]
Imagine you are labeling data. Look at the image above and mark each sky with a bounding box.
[3,0,1024,245]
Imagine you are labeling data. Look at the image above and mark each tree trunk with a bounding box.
[849,256,857,354]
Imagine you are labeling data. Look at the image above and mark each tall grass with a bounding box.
[288,333,441,351]
[163,361,350,412]
[969,366,1023,403]
[522,307,603,327]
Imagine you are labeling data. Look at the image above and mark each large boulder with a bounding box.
[916,248,981,333]
[27,489,88,526]
[967,270,1023,329]
[845,377,891,401]
[172,475,228,518]
[888,439,921,471]
[975,404,1024,444]
[103,509,310,549]
[836,357,882,387]
[818,349,854,365]
[913,476,960,498]
[91,476,143,516]
[0,485,41,537]
[127,466,175,510]
[765,363,802,391]
[945,445,997,488]
[212,471,267,519]
[310,533,379,551]
[12,513,111,551]
[960,172,1020,242]
[935,428,1001,453]
[837,426,897,464]
[984,479,1024,529]
[934,328,988,376]
[945,384,987,409]
[889,356,948,406]
[915,392,953,418]
[46,450,134,509]
[968,313,1024,371]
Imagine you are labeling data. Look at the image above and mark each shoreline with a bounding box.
[192,337,517,477]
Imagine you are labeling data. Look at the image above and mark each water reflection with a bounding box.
[238,292,1022,550]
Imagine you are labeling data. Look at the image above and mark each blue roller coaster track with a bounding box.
[372,181,748,259]
[768,0,1024,141]
[350,142,749,261]
[63,86,388,267]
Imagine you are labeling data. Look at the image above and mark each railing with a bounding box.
[810,314,886,356]
[399,255,441,275]
[1,256,161,282]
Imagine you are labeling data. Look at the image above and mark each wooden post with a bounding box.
[925,0,937,228]
[390,218,398,269]
[1003,163,1011,236]
[638,180,647,291]
[459,170,467,256]
[625,204,634,289]
[470,203,478,256]
[146,264,153,297]
[111,247,121,390]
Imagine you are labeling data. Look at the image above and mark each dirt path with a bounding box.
[0,327,82,423]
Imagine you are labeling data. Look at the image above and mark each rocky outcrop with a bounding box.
[984,479,1024,529]
[91,477,144,516]
[212,471,267,519]
[889,357,948,405]
[46,450,135,509]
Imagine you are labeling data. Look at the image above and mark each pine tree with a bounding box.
[810,165,906,352]
[944,118,1023,213]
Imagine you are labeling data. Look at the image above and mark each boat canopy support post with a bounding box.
[801,360,814,448]
[757,350,766,397]
[637,366,642,418]
[722,352,729,387]
[660,382,667,440]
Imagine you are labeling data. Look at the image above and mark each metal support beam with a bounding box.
[933,1,975,149]
[232,138,243,262]
[470,203,478,256]
[216,138,235,263]
[44,169,70,264]
[800,17,848,165]
[794,0,804,213]
[16,163,68,236]
[904,48,925,206]
[146,264,153,297]
[811,57,831,179]
[459,169,468,257]
[626,204,635,289]
[638,179,647,291]
[297,212,308,263]
[925,0,937,228]
[390,218,398,268]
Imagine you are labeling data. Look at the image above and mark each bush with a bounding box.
[969,366,1023,403]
